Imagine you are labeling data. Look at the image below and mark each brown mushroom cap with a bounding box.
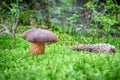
[22,28,58,43]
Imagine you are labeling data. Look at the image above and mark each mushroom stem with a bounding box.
[29,43,45,54]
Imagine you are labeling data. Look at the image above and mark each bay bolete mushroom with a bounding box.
[22,28,58,54]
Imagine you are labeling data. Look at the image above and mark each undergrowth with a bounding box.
[0,27,120,80]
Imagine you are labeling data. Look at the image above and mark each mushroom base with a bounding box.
[29,43,45,54]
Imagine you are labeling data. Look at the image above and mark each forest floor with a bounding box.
[0,28,120,80]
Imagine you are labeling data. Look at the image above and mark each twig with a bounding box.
[11,18,19,48]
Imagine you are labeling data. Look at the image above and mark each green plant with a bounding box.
[19,10,31,25]
[85,0,120,36]
[0,30,120,80]
[0,0,20,48]
[66,14,79,35]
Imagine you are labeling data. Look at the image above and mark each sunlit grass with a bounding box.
[0,32,120,80]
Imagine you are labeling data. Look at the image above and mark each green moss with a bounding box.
[0,32,120,80]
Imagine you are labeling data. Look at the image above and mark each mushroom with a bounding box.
[22,28,58,54]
